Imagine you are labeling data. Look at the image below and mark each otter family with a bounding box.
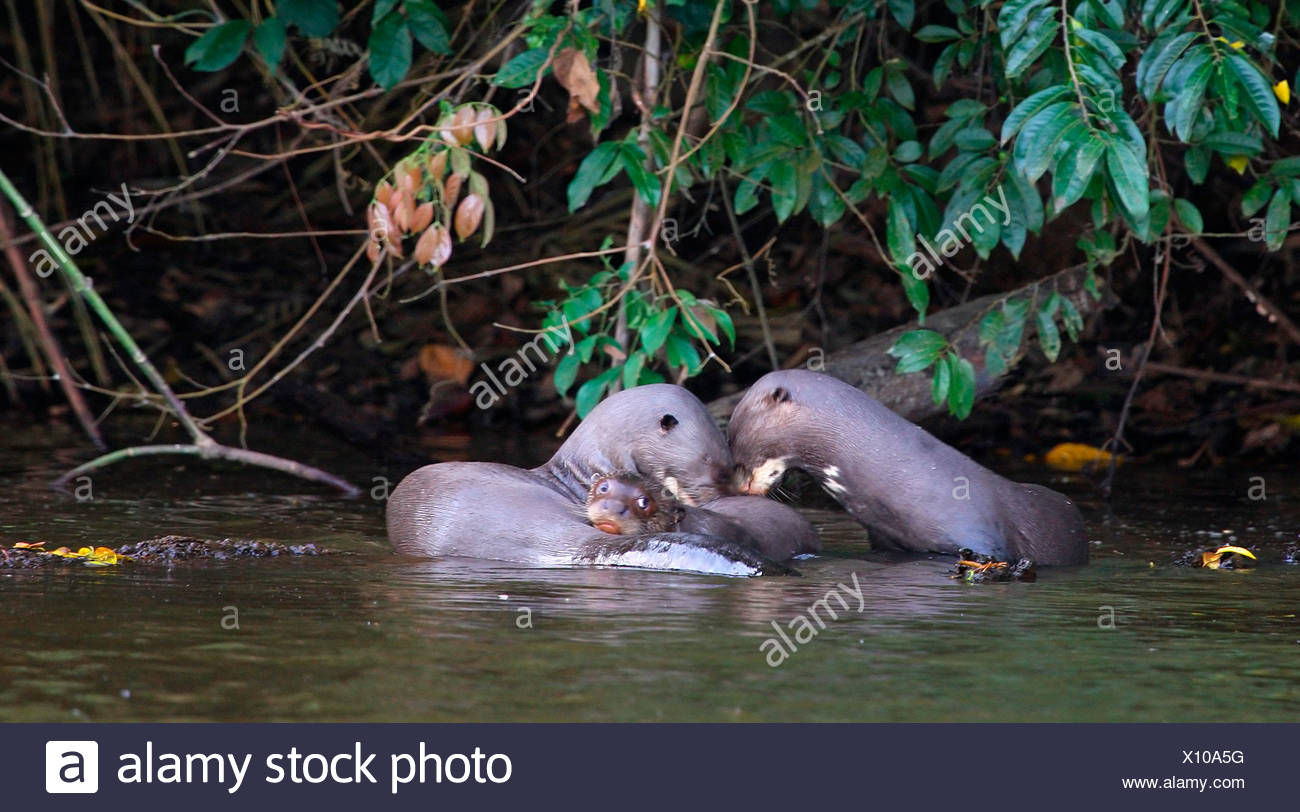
[386,371,1089,575]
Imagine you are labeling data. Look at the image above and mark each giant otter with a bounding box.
[586,472,821,561]
[387,384,789,575]
[728,370,1088,565]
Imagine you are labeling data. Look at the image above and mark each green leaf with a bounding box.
[664,334,702,373]
[1225,55,1281,137]
[575,370,615,418]
[970,214,1000,259]
[747,90,796,115]
[1174,198,1203,233]
[554,352,580,396]
[622,351,646,391]
[1240,181,1271,219]
[1105,140,1150,223]
[1137,31,1196,98]
[493,47,549,88]
[1035,306,1061,361]
[1053,137,1106,211]
[1169,55,1213,142]
[1059,296,1083,341]
[573,333,600,363]
[888,329,946,374]
[886,200,915,267]
[898,267,930,321]
[185,20,250,72]
[1000,85,1071,144]
[619,143,661,208]
[1004,7,1058,79]
[567,142,621,212]
[1265,188,1291,251]
[915,25,960,42]
[769,159,797,222]
[406,0,451,54]
[1073,28,1126,71]
[887,0,915,29]
[372,0,402,21]
[934,42,958,89]
[253,17,286,68]
[931,352,952,405]
[947,355,976,419]
[1203,130,1263,156]
[710,305,736,347]
[368,13,412,90]
[1015,103,1081,182]
[886,70,914,110]
[640,306,677,354]
[894,140,923,163]
[954,129,997,152]
[1184,145,1210,184]
[278,0,338,37]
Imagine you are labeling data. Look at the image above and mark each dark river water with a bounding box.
[2,419,1297,722]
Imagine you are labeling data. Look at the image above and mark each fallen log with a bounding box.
[709,265,1116,423]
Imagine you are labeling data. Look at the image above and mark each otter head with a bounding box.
[586,474,664,534]
[550,384,733,505]
[729,370,840,496]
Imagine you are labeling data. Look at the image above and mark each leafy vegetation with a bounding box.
[58,2,1300,418]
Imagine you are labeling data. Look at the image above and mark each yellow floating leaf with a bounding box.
[84,547,122,567]
[1274,80,1291,104]
[13,541,46,549]
[1198,545,1257,569]
[1044,442,1117,472]
[1226,154,1249,174]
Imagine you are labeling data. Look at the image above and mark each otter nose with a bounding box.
[729,464,751,494]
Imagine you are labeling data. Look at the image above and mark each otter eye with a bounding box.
[597,482,609,493]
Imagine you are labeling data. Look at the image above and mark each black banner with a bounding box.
[10,723,1289,809]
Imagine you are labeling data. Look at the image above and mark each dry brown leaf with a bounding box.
[443,173,464,209]
[452,106,476,146]
[410,202,434,233]
[454,194,484,240]
[429,224,452,266]
[419,344,475,385]
[473,108,495,152]
[427,150,448,182]
[553,47,600,114]
[415,224,439,265]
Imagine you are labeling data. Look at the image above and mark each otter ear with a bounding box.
[659,413,679,432]
[768,386,791,404]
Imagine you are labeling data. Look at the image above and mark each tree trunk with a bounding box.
[709,265,1116,423]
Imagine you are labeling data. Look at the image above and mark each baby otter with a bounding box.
[586,473,681,535]
[585,473,816,562]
